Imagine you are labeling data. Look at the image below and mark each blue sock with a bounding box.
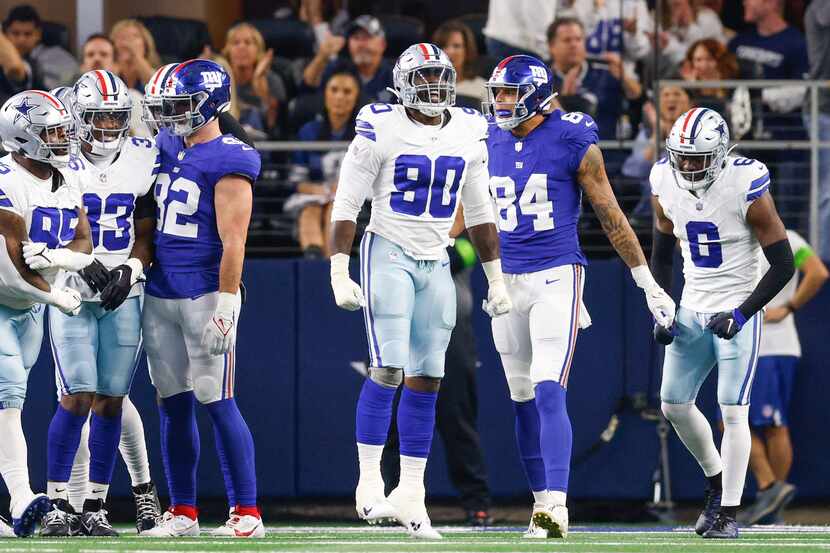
[89,411,122,486]
[355,379,396,446]
[47,405,87,482]
[206,398,256,508]
[212,424,237,509]
[397,387,437,458]
[513,400,547,493]
[159,392,200,507]
[535,381,572,493]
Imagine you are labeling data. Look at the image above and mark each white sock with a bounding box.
[548,490,567,506]
[0,408,33,512]
[47,481,68,501]
[87,483,109,503]
[356,443,384,488]
[662,402,723,476]
[532,490,549,505]
[119,396,151,487]
[399,455,427,496]
[68,418,90,513]
[720,404,751,507]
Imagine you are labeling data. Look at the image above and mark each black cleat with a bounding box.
[695,486,722,536]
[40,499,80,537]
[703,513,739,539]
[133,482,162,534]
[80,499,118,537]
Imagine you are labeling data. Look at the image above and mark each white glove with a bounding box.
[330,253,364,311]
[50,287,82,316]
[201,291,240,356]
[23,242,94,272]
[481,259,512,318]
[632,265,676,328]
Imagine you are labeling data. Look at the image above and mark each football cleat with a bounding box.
[695,486,722,536]
[37,497,78,537]
[531,504,568,539]
[703,512,739,539]
[355,481,397,525]
[0,515,14,537]
[139,509,199,537]
[737,481,796,526]
[80,500,118,537]
[523,502,550,538]
[133,482,162,534]
[387,487,442,540]
[211,512,265,538]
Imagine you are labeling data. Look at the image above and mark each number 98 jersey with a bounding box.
[650,155,769,313]
[487,110,597,274]
[148,129,260,299]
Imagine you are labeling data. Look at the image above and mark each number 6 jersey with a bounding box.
[333,103,494,260]
[650,155,770,313]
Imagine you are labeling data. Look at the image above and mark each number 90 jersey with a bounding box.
[487,110,597,274]
[650,155,770,313]
[148,129,260,299]
[333,103,494,260]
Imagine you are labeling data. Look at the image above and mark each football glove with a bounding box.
[22,242,94,272]
[632,265,676,328]
[201,292,240,355]
[480,259,512,318]
[706,309,747,340]
[50,287,82,316]
[79,259,111,293]
[653,322,677,345]
[330,253,364,311]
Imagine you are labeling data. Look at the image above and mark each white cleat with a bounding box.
[140,510,200,537]
[211,513,264,538]
[523,503,550,538]
[387,487,442,540]
[531,504,568,539]
[355,482,397,525]
[0,516,14,537]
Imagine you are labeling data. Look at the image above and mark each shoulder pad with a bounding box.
[449,106,488,139]
[558,111,598,137]
[354,103,397,142]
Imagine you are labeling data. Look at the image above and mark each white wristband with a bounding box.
[482,259,504,284]
[631,264,657,290]
[330,253,350,277]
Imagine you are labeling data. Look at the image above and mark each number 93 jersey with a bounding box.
[650,155,770,313]
[148,129,260,299]
[333,103,494,260]
[487,110,598,274]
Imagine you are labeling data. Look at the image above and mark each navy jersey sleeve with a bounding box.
[561,112,599,173]
[207,137,262,186]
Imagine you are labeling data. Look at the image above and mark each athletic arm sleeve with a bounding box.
[651,228,676,292]
[737,239,795,319]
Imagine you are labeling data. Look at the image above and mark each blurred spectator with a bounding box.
[622,85,692,223]
[547,17,642,139]
[679,38,742,129]
[302,15,393,104]
[298,0,350,50]
[433,20,487,106]
[110,19,160,91]
[646,0,726,77]
[483,0,557,61]
[558,0,651,68]
[729,0,809,230]
[805,0,830,260]
[0,24,28,105]
[285,69,360,258]
[78,33,151,138]
[222,22,288,137]
[2,4,77,90]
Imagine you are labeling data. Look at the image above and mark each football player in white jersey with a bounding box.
[649,108,794,539]
[330,43,510,539]
[37,72,161,537]
[0,90,90,537]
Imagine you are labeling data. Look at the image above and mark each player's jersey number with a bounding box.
[155,173,200,238]
[84,193,135,251]
[686,221,722,268]
[29,207,78,248]
[491,174,554,232]
[390,155,465,219]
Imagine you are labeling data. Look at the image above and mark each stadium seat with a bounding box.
[286,93,324,135]
[457,13,487,55]
[477,54,499,79]
[248,18,315,61]
[138,16,211,63]
[41,21,69,51]
[377,15,424,58]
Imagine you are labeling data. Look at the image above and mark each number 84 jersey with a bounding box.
[650,155,770,313]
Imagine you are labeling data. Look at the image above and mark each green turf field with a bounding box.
[3,525,830,552]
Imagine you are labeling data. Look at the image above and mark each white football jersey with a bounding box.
[333,104,494,260]
[59,137,158,300]
[650,155,770,313]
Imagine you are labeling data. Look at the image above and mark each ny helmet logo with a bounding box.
[200,71,224,92]
[529,65,548,86]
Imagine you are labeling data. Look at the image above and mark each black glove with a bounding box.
[653,323,676,345]
[706,309,747,340]
[79,259,111,293]
[99,264,133,311]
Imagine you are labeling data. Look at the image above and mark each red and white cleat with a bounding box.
[211,512,264,538]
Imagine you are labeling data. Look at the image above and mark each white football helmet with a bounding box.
[391,43,456,117]
[0,90,76,168]
[666,108,732,191]
[72,70,133,156]
[143,63,179,134]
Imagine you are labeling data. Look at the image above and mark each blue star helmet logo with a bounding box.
[13,97,35,125]
[715,121,726,139]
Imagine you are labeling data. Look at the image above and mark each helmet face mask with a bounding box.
[158,59,231,138]
[665,108,731,192]
[160,91,209,136]
[483,82,535,130]
[72,70,133,157]
[35,122,77,167]
[393,44,456,118]
[78,107,131,154]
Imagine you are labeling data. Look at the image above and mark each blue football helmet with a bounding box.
[483,55,556,130]
[160,58,230,136]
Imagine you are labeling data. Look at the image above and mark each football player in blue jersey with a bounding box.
[482,55,675,538]
[139,59,263,538]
